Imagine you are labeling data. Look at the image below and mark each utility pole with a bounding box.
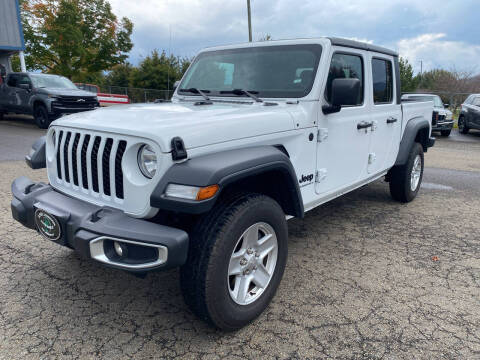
[247,0,252,42]
[419,60,423,88]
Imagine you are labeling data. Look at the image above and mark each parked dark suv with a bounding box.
[0,73,99,128]
[459,94,480,134]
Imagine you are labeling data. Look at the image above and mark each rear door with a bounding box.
[367,55,402,174]
[315,49,372,195]
[4,74,20,111]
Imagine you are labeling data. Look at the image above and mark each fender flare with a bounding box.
[25,136,46,169]
[394,116,431,166]
[150,146,304,217]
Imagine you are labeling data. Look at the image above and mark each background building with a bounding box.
[0,0,26,73]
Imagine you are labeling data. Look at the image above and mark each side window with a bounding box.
[17,75,31,87]
[325,53,364,105]
[473,97,480,107]
[372,58,393,104]
[7,75,18,87]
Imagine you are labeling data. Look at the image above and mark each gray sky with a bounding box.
[109,0,480,74]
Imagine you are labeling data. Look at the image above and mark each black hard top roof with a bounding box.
[328,37,398,57]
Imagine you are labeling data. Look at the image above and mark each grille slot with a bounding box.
[102,138,113,196]
[71,133,80,186]
[55,131,126,200]
[91,136,101,193]
[56,131,63,179]
[63,132,72,183]
[81,135,90,189]
[115,141,127,199]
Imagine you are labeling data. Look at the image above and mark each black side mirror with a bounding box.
[18,83,31,91]
[322,78,361,115]
[173,80,180,91]
[443,103,449,108]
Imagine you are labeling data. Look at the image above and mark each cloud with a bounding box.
[106,0,480,74]
[397,33,480,74]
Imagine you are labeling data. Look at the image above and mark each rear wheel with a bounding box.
[440,129,451,137]
[458,116,469,134]
[389,142,424,203]
[180,193,288,331]
[34,104,50,129]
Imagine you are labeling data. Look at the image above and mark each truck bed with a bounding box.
[401,101,433,135]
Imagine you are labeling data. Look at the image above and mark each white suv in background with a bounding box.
[402,93,453,136]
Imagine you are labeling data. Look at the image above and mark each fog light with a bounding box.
[114,241,127,258]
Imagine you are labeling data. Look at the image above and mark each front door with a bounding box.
[15,74,33,113]
[367,56,402,174]
[315,49,372,195]
[471,97,480,128]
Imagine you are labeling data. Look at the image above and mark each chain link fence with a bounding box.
[99,85,175,103]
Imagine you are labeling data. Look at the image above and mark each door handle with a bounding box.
[387,117,398,124]
[357,121,373,130]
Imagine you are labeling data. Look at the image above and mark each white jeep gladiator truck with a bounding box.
[11,37,435,330]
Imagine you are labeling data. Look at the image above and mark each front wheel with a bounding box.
[458,116,469,134]
[389,142,424,203]
[34,104,51,129]
[180,193,288,331]
[441,129,451,137]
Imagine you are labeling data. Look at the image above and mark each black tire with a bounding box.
[458,116,469,134]
[34,104,50,129]
[180,193,288,331]
[389,142,424,203]
[440,129,451,137]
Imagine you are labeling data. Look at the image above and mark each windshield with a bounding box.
[179,44,322,98]
[407,95,443,108]
[30,74,78,90]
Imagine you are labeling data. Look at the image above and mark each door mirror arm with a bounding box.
[322,104,341,115]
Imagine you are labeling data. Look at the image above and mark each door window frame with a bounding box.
[323,51,365,107]
[371,56,395,105]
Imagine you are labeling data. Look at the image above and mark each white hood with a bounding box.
[54,101,297,152]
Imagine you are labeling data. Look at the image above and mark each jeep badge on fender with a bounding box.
[10,37,435,331]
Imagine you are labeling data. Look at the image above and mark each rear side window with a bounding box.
[325,53,364,106]
[372,58,393,104]
[7,75,18,87]
[473,97,480,106]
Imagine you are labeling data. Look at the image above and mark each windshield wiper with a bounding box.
[221,89,263,103]
[179,88,212,102]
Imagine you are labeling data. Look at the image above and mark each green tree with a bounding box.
[104,63,134,88]
[399,57,418,92]
[20,0,133,81]
[130,50,191,90]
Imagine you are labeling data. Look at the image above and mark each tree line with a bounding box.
[12,1,480,101]
[400,57,480,107]
[12,0,190,91]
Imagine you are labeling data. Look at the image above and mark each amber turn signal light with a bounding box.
[196,185,219,201]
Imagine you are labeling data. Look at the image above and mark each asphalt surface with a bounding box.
[1,118,480,359]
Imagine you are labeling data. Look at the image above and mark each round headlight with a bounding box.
[137,144,157,179]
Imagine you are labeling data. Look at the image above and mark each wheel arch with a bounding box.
[395,116,433,166]
[150,146,304,218]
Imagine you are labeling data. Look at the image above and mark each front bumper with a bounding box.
[51,105,99,115]
[432,121,454,131]
[11,176,189,273]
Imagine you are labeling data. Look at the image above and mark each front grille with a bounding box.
[432,111,438,126]
[55,130,127,199]
[53,96,98,109]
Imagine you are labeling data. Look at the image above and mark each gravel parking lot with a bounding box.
[1,118,480,359]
